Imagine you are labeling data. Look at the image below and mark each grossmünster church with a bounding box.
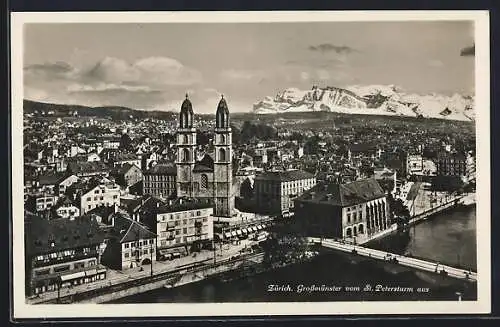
[175,94,236,218]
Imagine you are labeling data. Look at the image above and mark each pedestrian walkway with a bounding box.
[309,237,477,282]
[27,239,257,304]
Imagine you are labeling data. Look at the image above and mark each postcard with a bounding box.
[10,10,491,319]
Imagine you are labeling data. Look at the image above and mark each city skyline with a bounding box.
[24,21,475,113]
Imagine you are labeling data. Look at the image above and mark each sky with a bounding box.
[23,21,475,113]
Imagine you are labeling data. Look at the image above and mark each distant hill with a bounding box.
[23,100,184,120]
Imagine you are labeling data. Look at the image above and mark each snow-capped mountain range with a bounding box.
[252,85,475,121]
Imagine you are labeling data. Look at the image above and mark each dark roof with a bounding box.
[349,143,378,152]
[193,163,213,173]
[87,205,115,219]
[144,163,176,175]
[107,214,156,243]
[25,213,105,256]
[67,161,108,174]
[136,196,212,216]
[38,172,66,186]
[255,170,315,182]
[296,178,385,207]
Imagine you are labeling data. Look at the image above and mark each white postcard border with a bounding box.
[11,10,491,318]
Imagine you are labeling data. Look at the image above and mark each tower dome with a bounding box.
[216,95,230,128]
[179,94,194,128]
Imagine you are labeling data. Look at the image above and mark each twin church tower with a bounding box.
[175,94,235,218]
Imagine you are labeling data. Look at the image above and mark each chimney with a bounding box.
[326,193,333,201]
[156,202,160,208]
[114,203,118,213]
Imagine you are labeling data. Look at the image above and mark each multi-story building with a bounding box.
[137,197,214,259]
[435,151,467,177]
[24,214,107,296]
[294,178,390,243]
[79,178,121,214]
[100,213,157,270]
[143,163,177,199]
[254,169,316,215]
[67,161,109,178]
[110,163,143,189]
[406,154,424,176]
[26,193,59,213]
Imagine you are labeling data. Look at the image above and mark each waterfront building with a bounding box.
[175,95,236,218]
[294,178,390,243]
[100,213,157,270]
[24,213,107,296]
[254,169,316,215]
[137,197,214,259]
[143,163,177,199]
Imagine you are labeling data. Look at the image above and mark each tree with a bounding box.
[260,221,310,267]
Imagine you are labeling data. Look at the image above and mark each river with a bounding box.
[110,205,477,303]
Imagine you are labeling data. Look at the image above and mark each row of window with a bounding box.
[123,247,155,258]
[123,239,155,249]
[160,225,207,237]
[34,259,97,276]
[159,234,208,247]
[145,175,176,182]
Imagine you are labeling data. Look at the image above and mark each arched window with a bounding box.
[353,226,358,236]
[346,228,352,238]
[358,224,364,234]
[182,148,190,162]
[182,135,188,144]
[219,148,226,162]
[200,174,208,189]
[220,134,226,144]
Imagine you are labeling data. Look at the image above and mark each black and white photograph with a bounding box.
[11,11,491,318]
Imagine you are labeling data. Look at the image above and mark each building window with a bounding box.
[74,262,85,269]
[347,213,351,223]
[219,148,226,161]
[124,253,129,258]
[54,265,70,273]
[182,148,190,162]
[124,243,129,248]
[200,174,208,189]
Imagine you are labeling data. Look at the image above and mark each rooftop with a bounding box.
[25,213,105,256]
[296,178,385,207]
[254,170,315,182]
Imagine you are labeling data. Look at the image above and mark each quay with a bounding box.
[309,237,477,282]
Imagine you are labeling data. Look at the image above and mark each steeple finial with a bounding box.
[185,93,189,99]
[221,94,224,99]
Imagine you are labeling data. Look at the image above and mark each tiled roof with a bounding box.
[38,172,66,186]
[107,214,156,243]
[295,178,385,207]
[110,163,140,175]
[254,170,315,182]
[349,143,378,152]
[25,213,105,256]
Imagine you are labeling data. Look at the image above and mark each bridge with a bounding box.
[308,237,477,283]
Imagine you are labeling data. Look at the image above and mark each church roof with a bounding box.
[193,163,213,173]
